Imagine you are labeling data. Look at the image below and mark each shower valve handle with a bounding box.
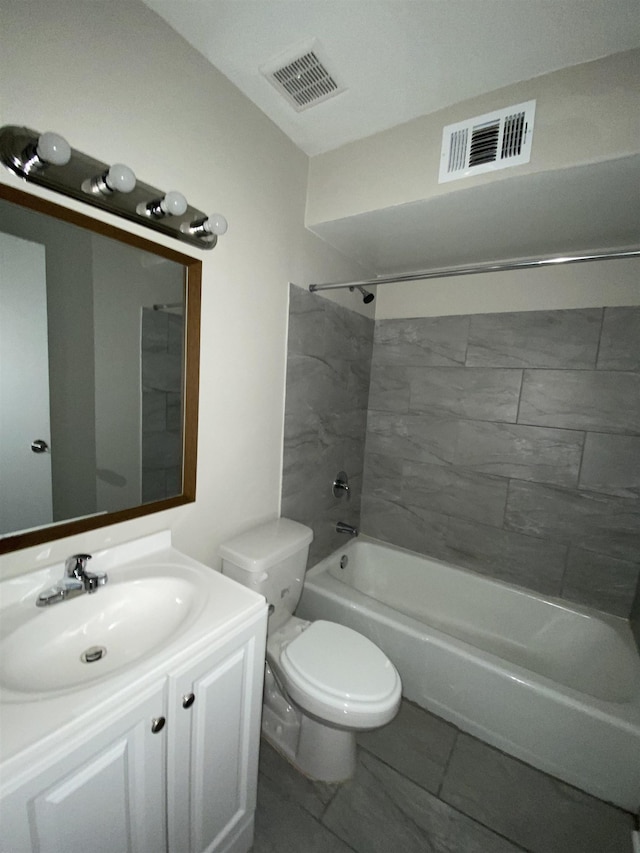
[333,471,350,499]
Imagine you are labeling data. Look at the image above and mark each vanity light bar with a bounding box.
[0,126,227,250]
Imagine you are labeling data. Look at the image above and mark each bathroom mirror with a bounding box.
[0,184,201,554]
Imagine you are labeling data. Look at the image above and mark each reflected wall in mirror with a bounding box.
[0,184,201,554]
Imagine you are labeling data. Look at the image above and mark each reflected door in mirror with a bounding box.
[0,232,52,533]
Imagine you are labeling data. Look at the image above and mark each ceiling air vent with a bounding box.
[261,40,346,112]
[439,100,536,184]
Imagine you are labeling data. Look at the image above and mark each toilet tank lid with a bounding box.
[218,518,313,572]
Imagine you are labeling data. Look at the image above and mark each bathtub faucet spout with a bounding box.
[336,521,358,537]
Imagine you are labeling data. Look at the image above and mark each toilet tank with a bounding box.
[219,518,313,632]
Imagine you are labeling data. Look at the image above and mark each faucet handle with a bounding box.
[84,571,108,592]
[333,470,351,500]
[65,553,92,578]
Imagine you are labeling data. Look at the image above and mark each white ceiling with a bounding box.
[144,0,640,156]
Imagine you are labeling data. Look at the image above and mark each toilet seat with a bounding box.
[279,620,401,729]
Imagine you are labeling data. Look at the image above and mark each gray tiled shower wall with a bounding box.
[282,285,374,563]
[364,305,640,620]
[141,307,183,502]
[282,285,640,624]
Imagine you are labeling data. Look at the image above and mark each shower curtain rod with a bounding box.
[307,248,640,293]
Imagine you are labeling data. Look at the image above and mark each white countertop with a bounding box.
[0,530,266,789]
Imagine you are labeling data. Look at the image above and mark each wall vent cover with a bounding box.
[439,100,536,183]
[261,40,346,112]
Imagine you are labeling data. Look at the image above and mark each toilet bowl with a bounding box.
[277,619,400,728]
[219,518,401,781]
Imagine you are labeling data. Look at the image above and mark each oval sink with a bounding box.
[1,576,198,697]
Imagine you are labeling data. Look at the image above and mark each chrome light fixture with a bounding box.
[0,125,227,250]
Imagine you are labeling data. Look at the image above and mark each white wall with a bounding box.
[0,0,367,579]
[306,49,640,226]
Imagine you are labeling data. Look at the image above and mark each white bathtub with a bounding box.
[297,537,640,811]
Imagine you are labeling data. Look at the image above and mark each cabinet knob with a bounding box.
[151,716,166,734]
[182,693,195,709]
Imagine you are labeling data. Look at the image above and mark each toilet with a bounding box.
[219,517,401,782]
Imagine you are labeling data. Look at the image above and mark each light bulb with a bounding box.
[206,214,228,236]
[105,163,136,193]
[161,191,188,217]
[36,132,71,166]
[181,214,228,239]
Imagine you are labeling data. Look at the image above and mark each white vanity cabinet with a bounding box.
[167,616,265,853]
[0,681,168,853]
[0,610,267,853]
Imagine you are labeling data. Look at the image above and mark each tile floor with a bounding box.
[251,699,636,853]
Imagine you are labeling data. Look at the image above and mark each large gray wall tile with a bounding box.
[285,353,350,419]
[360,495,450,559]
[287,284,327,358]
[365,410,458,465]
[518,369,640,434]
[141,468,167,503]
[579,433,640,498]
[505,480,640,563]
[367,363,410,412]
[466,308,601,368]
[167,313,183,355]
[141,430,181,467]
[282,444,335,509]
[410,367,522,421]
[141,305,182,502]
[373,315,469,366]
[143,391,167,431]
[348,362,374,411]
[324,297,375,366]
[142,350,183,392]
[562,546,640,617]
[455,420,583,487]
[402,461,508,528]
[445,516,567,594]
[362,452,404,502]
[166,392,181,431]
[597,306,640,371]
[440,734,634,853]
[142,307,170,353]
[631,585,640,651]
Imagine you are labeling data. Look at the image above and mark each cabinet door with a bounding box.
[168,614,266,853]
[0,683,167,853]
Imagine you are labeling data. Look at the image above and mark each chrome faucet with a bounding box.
[36,553,108,607]
[336,521,358,537]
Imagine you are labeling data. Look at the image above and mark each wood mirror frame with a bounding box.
[0,183,201,555]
